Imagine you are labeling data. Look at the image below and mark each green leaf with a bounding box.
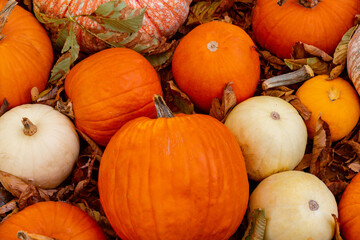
[90,0,146,33]
[49,22,80,83]
[145,49,174,69]
[33,8,68,26]
[242,209,266,240]
[53,22,70,50]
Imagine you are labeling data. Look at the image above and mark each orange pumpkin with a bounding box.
[296,75,360,141]
[65,47,163,146]
[98,95,249,240]
[252,0,359,59]
[0,201,106,239]
[339,172,360,240]
[172,21,260,112]
[0,0,53,108]
[33,0,192,53]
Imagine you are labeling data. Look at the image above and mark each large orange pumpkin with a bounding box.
[339,172,360,240]
[0,0,53,108]
[296,75,360,141]
[252,0,359,59]
[172,21,260,112]
[65,47,163,146]
[98,95,249,240]
[33,0,192,53]
[0,201,106,239]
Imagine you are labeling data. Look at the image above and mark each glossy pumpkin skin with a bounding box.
[0,0,53,108]
[348,26,360,95]
[249,171,338,240]
[33,0,191,53]
[252,0,360,59]
[98,113,249,240]
[225,96,307,181]
[65,47,163,146]
[0,201,106,240]
[339,172,360,240]
[296,75,360,141]
[172,21,260,112]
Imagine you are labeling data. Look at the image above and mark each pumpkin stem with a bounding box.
[298,0,320,8]
[0,0,17,41]
[262,65,314,90]
[22,118,38,136]
[153,95,174,118]
[207,41,219,52]
[328,86,341,101]
[17,231,56,240]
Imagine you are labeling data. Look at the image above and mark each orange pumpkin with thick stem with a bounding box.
[172,21,260,112]
[339,172,360,240]
[0,0,53,108]
[65,47,163,146]
[0,201,106,239]
[295,75,360,141]
[98,95,249,240]
[252,0,359,59]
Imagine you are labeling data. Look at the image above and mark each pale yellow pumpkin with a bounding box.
[249,171,338,240]
[225,96,307,181]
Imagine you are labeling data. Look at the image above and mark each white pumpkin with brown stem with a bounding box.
[0,104,80,189]
[249,171,338,240]
[224,96,307,181]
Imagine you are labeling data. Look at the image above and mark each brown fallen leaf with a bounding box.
[332,214,344,240]
[262,86,294,98]
[291,42,333,62]
[55,98,74,120]
[257,49,285,67]
[209,82,237,122]
[74,156,96,197]
[285,57,330,75]
[325,180,349,202]
[281,95,312,121]
[348,161,360,173]
[76,129,103,162]
[0,98,9,117]
[17,231,55,240]
[241,208,266,240]
[18,185,47,210]
[0,199,17,215]
[168,81,195,114]
[342,140,360,158]
[294,153,312,171]
[186,1,223,26]
[310,116,332,179]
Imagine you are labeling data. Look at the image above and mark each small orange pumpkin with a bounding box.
[65,47,163,146]
[98,95,249,240]
[0,201,106,239]
[339,172,360,240]
[296,75,360,141]
[252,0,359,59]
[0,0,53,108]
[172,21,260,112]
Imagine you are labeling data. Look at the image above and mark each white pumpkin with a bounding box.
[249,171,338,240]
[224,96,307,181]
[0,104,80,189]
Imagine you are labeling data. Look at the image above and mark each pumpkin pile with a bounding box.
[0,0,360,239]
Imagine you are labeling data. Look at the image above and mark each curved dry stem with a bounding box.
[277,0,320,8]
[22,117,38,136]
[153,94,174,118]
[0,0,17,40]
[262,65,314,90]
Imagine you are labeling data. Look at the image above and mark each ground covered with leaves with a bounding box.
[1,0,360,239]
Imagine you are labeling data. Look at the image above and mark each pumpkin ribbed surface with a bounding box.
[65,47,163,146]
[339,172,360,240]
[252,0,359,59]
[0,201,106,239]
[0,0,53,108]
[33,0,191,53]
[98,113,249,240]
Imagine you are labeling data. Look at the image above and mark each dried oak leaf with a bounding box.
[0,199,17,215]
[209,82,237,122]
[262,86,294,98]
[257,49,285,70]
[294,153,312,171]
[310,116,332,179]
[342,140,360,158]
[281,94,311,121]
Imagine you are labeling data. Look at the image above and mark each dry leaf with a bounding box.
[0,98,9,117]
[325,180,349,201]
[242,208,266,240]
[332,214,344,240]
[168,81,195,114]
[0,171,30,198]
[17,231,55,240]
[291,42,332,62]
[348,162,360,173]
[342,140,360,158]
[329,64,345,80]
[209,82,237,122]
[0,199,17,215]
[262,86,294,98]
[294,153,312,170]
[285,57,330,75]
[55,98,74,120]
[310,116,332,178]
[186,1,222,26]
[18,185,47,210]
[257,49,285,69]
[281,95,311,121]
[74,156,96,196]
[76,129,103,161]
